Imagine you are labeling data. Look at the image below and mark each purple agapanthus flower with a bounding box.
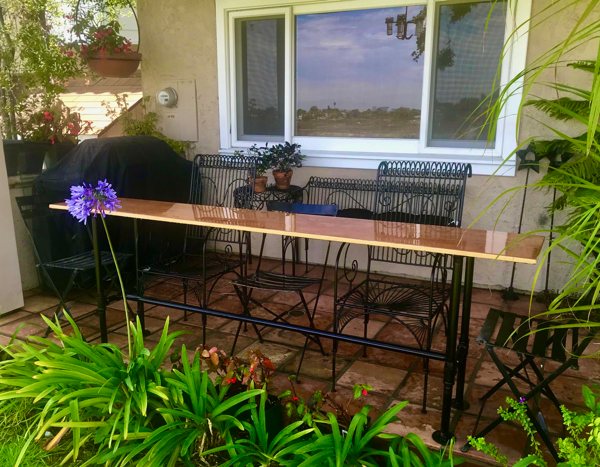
[519,396,527,404]
[66,179,121,224]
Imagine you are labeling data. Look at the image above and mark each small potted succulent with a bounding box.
[245,145,273,192]
[267,142,304,190]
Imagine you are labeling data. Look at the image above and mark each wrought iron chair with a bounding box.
[138,154,257,342]
[333,161,472,412]
[464,308,597,462]
[16,195,131,331]
[231,201,338,377]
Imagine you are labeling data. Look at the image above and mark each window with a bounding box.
[217,1,531,175]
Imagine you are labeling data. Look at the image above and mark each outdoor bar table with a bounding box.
[49,198,545,444]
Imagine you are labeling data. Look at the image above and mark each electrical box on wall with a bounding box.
[156,80,198,142]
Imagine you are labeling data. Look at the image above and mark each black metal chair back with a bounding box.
[305,177,377,218]
[184,154,257,252]
[370,160,472,268]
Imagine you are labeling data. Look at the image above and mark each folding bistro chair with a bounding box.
[16,195,131,331]
[138,154,257,343]
[465,308,597,461]
[333,161,471,411]
[231,202,338,377]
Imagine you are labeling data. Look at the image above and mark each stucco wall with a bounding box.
[138,0,220,154]
[134,0,597,294]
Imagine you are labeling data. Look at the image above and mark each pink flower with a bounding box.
[43,111,54,122]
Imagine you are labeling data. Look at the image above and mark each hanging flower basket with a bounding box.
[86,51,141,78]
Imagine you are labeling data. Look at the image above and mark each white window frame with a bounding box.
[216,0,532,176]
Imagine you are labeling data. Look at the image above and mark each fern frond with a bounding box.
[526,97,590,121]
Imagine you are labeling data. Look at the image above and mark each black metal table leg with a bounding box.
[433,255,464,444]
[454,256,474,410]
[91,217,108,343]
[133,218,145,331]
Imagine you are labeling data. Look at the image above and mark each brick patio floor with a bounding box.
[3,259,599,465]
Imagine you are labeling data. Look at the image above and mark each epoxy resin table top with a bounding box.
[50,198,544,264]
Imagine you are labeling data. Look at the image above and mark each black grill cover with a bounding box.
[33,136,192,272]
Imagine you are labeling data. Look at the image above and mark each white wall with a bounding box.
[0,141,24,312]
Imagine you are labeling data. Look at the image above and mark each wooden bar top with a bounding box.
[50,198,544,264]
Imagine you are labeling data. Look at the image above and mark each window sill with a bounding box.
[302,149,518,176]
[220,148,516,176]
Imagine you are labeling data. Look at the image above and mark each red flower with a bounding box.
[292,396,299,402]
[43,111,54,122]
[225,377,237,385]
[361,388,368,397]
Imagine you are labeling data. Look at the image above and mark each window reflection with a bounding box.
[429,1,506,148]
[295,6,426,139]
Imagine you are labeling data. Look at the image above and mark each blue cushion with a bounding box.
[267,201,338,217]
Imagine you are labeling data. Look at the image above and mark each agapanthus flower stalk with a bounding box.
[66,180,131,356]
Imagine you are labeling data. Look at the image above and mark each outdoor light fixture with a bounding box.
[385,7,423,40]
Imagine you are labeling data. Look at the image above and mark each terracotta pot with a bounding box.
[273,169,293,190]
[253,175,268,193]
[86,52,142,78]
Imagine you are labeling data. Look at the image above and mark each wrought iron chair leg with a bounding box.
[331,339,338,392]
[231,284,262,355]
[527,360,563,412]
[44,269,78,337]
[422,358,430,414]
[295,337,310,382]
[182,279,189,321]
[489,346,560,461]
[362,309,369,357]
[298,291,325,355]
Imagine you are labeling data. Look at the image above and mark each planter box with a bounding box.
[3,140,49,177]
[44,142,76,169]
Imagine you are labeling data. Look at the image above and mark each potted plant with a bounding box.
[245,145,272,192]
[267,141,304,190]
[70,0,141,79]
[0,0,81,175]
[4,96,91,175]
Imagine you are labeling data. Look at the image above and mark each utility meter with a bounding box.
[156,87,178,107]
